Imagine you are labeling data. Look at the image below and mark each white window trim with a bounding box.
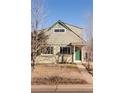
[41,54,53,56]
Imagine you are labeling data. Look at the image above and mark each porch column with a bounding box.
[81,46,83,63]
[73,45,75,63]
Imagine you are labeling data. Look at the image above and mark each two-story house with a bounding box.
[35,20,86,64]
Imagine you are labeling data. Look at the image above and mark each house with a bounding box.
[35,20,86,64]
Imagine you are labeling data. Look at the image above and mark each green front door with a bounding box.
[75,47,81,60]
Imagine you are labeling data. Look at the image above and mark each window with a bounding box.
[59,29,65,32]
[54,29,65,32]
[41,47,53,54]
[60,47,71,54]
[54,29,59,32]
[47,47,53,54]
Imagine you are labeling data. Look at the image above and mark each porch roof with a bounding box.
[69,42,84,46]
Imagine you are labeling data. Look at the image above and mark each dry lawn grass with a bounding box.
[32,64,88,85]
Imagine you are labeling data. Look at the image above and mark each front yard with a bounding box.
[32,63,88,85]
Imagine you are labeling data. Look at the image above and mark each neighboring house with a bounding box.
[35,20,86,64]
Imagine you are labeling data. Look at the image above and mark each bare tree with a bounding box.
[31,0,47,69]
[83,14,93,61]
[87,15,93,62]
[87,36,93,62]
[31,0,46,30]
[83,14,93,71]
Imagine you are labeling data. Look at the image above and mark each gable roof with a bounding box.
[47,20,83,30]
[38,20,86,44]
[47,20,85,44]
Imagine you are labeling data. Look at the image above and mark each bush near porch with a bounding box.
[32,63,88,85]
[83,62,93,76]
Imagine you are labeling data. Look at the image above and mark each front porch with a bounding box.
[70,42,85,63]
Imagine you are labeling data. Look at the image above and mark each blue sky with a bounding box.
[43,0,93,29]
[32,0,93,39]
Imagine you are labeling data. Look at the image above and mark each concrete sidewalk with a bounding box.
[32,84,93,91]
[76,64,93,84]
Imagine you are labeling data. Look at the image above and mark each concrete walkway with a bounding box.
[76,64,93,84]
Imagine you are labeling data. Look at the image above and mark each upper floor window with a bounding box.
[54,29,65,32]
